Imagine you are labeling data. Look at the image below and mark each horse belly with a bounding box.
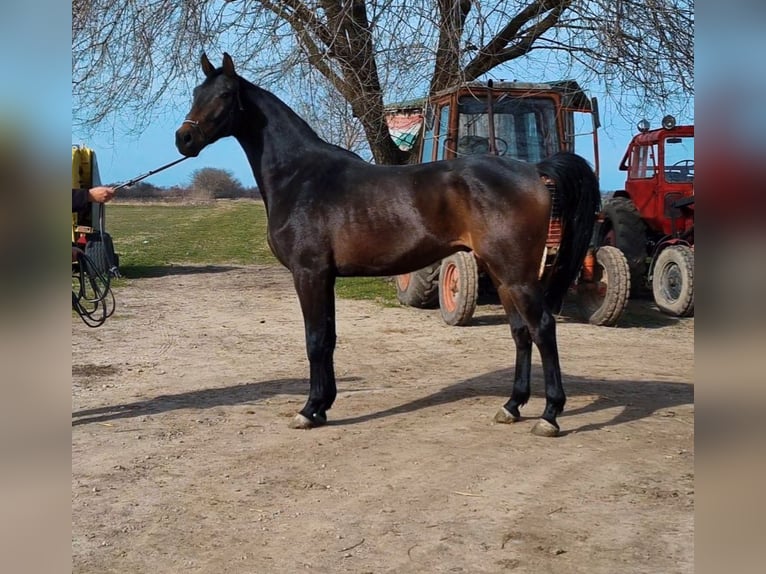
[333,228,449,277]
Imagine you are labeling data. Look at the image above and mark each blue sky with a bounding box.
[73,117,252,190]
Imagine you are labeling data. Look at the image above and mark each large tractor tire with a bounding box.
[395,264,440,308]
[652,245,694,317]
[600,196,648,296]
[574,246,630,326]
[438,252,479,326]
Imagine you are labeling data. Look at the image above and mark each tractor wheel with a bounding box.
[652,245,694,317]
[395,264,440,308]
[438,252,478,326]
[600,196,648,296]
[574,246,630,326]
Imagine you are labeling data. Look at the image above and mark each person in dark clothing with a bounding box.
[72,186,115,214]
[72,184,118,268]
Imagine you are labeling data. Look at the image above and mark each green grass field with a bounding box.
[106,201,398,305]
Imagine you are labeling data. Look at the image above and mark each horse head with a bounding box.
[175,52,242,157]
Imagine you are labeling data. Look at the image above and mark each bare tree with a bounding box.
[189,167,246,200]
[73,1,693,164]
[287,69,372,159]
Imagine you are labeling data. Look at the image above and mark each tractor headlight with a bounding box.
[637,119,650,132]
[662,115,676,130]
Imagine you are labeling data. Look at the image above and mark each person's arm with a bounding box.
[72,188,89,213]
[72,186,116,214]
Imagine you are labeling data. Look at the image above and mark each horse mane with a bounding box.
[238,78,315,136]
[236,76,364,161]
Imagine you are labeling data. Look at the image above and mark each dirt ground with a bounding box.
[72,265,694,574]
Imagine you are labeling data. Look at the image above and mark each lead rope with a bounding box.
[72,245,115,327]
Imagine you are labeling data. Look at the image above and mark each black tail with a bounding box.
[536,152,601,312]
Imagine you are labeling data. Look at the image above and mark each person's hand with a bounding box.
[88,186,116,203]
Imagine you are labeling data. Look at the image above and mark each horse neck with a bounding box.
[233,82,328,206]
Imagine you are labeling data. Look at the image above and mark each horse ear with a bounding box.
[201,53,215,78]
[222,52,236,77]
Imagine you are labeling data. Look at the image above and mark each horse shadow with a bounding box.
[72,369,692,435]
[330,368,693,435]
[118,264,239,279]
[71,377,334,426]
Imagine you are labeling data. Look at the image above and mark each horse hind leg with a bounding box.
[496,280,565,437]
[493,285,532,424]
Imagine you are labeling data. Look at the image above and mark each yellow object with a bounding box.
[72,144,94,189]
[72,143,103,189]
[72,145,101,242]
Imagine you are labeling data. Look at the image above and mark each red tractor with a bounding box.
[386,81,631,326]
[595,116,694,316]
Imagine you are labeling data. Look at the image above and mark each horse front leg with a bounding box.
[289,268,338,429]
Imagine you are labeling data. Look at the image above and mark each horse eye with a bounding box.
[221,91,234,100]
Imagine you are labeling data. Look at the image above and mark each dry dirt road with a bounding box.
[72,265,693,574]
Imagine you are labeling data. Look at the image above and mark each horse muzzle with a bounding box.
[175,122,204,157]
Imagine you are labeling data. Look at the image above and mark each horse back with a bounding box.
[270,153,550,276]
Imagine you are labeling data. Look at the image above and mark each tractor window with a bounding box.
[663,136,695,183]
[420,111,436,162]
[436,105,451,160]
[628,144,658,179]
[457,96,559,161]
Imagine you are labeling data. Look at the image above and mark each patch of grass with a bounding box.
[336,276,399,306]
[107,201,277,271]
[106,201,399,304]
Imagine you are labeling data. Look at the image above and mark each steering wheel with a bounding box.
[667,159,694,182]
[492,137,508,156]
[456,135,509,156]
[456,136,508,156]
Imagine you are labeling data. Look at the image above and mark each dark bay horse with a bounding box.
[175,53,601,436]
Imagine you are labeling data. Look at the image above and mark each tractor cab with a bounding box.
[386,80,600,172]
[597,116,695,318]
[619,117,695,238]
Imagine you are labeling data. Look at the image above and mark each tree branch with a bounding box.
[464,0,571,79]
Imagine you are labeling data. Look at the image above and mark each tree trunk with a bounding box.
[318,0,409,165]
[430,0,473,95]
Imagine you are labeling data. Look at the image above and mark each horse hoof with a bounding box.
[288,412,328,429]
[289,414,314,429]
[531,419,560,437]
[494,407,521,424]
